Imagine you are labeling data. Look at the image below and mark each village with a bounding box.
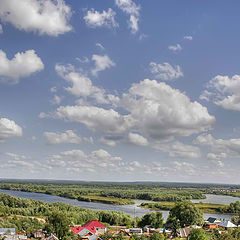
[0,217,239,240]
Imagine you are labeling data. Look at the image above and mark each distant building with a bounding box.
[46,233,59,240]
[129,228,143,235]
[143,226,171,235]
[0,235,27,240]
[176,227,192,238]
[205,217,221,229]
[0,228,16,235]
[218,220,237,229]
[32,230,46,239]
[143,225,150,233]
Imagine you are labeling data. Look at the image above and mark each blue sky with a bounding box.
[0,0,240,183]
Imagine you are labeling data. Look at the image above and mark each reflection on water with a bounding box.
[0,189,237,221]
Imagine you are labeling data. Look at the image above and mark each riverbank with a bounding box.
[139,201,237,214]
[0,182,206,204]
[0,189,237,221]
[77,195,135,205]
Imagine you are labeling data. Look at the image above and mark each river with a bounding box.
[0,189,239,221]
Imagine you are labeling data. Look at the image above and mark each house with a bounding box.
[118,230,131,237]
[218,220,237,229]
[87,234,102,240]
[143,225,150,233]
[206,217,219,224]
[77,229,101,240]
[83,220,107,235]
[129,228,143,235]
[0,235,27,240]
[46,233,59,240]
[78,228,95,238]
[176,227,192,238]
[153,228,171,234]
[71,226,96,235]
[155,229,172,235]
[0,228,16,235]
[205,217,221,229]
[71,223,103,240]
[32,230,46,239]
[15,235,27,240]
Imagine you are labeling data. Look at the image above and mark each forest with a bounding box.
[0,193,134,230]
[0,181,207,204]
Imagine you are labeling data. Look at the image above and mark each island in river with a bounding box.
[0,180,240,220]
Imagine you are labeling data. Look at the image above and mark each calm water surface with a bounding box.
[192,194,240,204]
[0,189,238,221]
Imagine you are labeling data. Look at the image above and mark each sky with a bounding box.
[0,0,240,184]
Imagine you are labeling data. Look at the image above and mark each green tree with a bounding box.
[47,211,70,239]
[138,212,163,228]
[228,228,240,239]
[167,201,204,228]
[208,229,220,240]
[189,229,209,240]
[149,233,164,240]
[100,232,114,240]
[231,215,240,225]
[218,232,234,240]
[228,201,240,213]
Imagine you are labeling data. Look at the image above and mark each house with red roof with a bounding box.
[83,220,107,235]
[71,221,107,237]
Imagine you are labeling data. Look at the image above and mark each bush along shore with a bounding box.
[140,200,240,214]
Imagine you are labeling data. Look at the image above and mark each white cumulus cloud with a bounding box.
[55,63,119,105]
[84,8,118,29]
[44,130,82,144]
[47,148,122,173]
[121,79,215,139]
[91,54,115,76]
[115,0,140,34]
[96,43,105,50]
[0,0,72,36]
[51,95,62,105]
[55,64,108,104]
[184,35,193,40]
[128,132,148,146]
[0,49,44,84]
[195,133,240,158]
[0,118,22,140]
[200,74,240,111]
[55,105,132,134]
[153,141,201,159]
[47,79,215,141]
[149,62,183,81]
[168,44,182,53]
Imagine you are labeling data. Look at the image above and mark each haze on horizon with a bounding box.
[0,0,240,184]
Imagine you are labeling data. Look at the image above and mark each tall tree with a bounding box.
[138,212,163,228]
[167,201,204,228]
[47,211,70,239]
[189,229,209,240]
